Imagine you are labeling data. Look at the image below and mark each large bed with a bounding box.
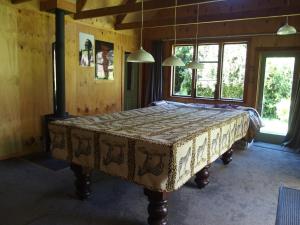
[49,102,250,225]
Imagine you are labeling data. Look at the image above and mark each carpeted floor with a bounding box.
[0,143,300,225]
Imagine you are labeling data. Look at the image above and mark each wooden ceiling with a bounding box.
[11,0,300,31]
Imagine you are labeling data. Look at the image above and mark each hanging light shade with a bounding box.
[162,54,185,66]
[277,18,297,35]
[127,47,155,63]
[187,4,201,69]
[276,0,297,36]
[186,60,202,69]
[162,0,184,67]
[127,0,155,63]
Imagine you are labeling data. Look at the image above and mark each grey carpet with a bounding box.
[0,143,300,225]
[22,152,69,171]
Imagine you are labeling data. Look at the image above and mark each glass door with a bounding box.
[257,51,300,144]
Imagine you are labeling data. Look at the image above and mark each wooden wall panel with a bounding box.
[17,8,54,155]
[0,4,23,158]
[65,19,78,115]
[0,0,138,159]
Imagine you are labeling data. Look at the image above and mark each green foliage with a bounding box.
[174,46,193,95]
[262,65,292,119]
[222,83,244,99]
[196,84,214,97]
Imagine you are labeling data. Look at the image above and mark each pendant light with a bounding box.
[277,0,297,35]
[162,0,185,67]
[127,0,155,63]
[187,4,201,69]
[277,17,297,35]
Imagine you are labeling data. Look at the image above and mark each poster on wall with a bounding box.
[95,40,114,80]
[79,32,95,67]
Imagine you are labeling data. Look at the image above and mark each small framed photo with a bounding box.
[79,32,95,67]
[95,40,114,80]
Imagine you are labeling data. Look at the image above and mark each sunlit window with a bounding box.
[173,45,194,96]
[221,43,247,99]
[171,42,248,101]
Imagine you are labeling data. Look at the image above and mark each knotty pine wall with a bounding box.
[142,18,300,108]
[0,0,138,159]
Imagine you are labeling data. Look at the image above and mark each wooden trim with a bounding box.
[11,0,31,4]
[165,96,246,106]
[243,39,252,106]
[215,43,223,99]
[116,0,137,25]
[76,0,87,12]
[115,6,300,30]
[74,0,225,20]
[40,0,76,14]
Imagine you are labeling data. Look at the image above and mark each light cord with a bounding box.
[174,0,177,48]
[140,0,144,48]
[286,0,290,24]
[195,4,199,61]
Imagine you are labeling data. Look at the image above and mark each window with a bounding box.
[196,44,219,98]
[173,45,194,96]
[171,42,248,101]
[221,43,247,99]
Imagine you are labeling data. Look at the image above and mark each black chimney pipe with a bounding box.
[44,9,69,152]
[54,9,66,118]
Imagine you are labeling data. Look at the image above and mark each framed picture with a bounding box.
[95,40,114,80]
[79,32,95,67]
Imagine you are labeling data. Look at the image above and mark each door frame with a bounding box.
[256,49,300,144]
[122,52,141,111]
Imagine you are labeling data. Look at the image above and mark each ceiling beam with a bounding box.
[74,0,225,20]
[76,0,87,12]
[115,0,136,25]
[40,0,76,14]
[11,0,31,3]
[115,6,300,30]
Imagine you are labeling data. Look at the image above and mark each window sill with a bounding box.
[167,95,245,105]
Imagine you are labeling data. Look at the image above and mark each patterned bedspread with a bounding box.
[49,104,249,192]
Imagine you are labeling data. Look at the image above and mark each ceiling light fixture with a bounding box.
[277,17,297,35]
[127,0,155,63]
[187,4,201,69]
[277,0,297,36]
[162,0,185,67]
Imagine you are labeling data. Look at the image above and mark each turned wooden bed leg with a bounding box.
[195,165,210,189]
[144,189,168,225]
[221,148,234,165]
[70,163,92,200]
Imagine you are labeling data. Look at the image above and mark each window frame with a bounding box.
[172,44,195,97]
[170,40,250,103]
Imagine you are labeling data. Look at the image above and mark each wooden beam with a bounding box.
[115,0,136,24]
[115,6,300,30]
[76,0,87,12]
[40,0,76,14]
[11,0,31,3]
[74,0,225,20]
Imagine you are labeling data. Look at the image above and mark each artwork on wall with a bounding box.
[79,32,95,67]
[95,40,114,80]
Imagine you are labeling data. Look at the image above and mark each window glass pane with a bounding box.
[198,44,219,62]
[221,43,247,99]
[173,45,193,96]
[196,63,218,98]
